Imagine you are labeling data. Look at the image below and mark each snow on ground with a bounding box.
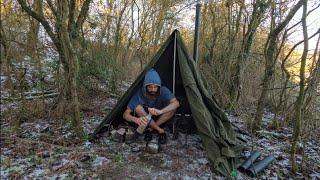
[1,98,319,179]
[1,118,219,179]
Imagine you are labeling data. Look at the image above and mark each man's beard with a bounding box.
[146,90,159,99]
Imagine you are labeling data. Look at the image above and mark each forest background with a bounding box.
[1,0,319,177]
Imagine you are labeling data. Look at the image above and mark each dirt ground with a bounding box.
[1,96,320,179]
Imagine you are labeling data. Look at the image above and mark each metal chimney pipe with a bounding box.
[193,0,201,63]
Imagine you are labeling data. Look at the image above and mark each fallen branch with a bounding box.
[53,161,73,172]
[257,130,288,139]
[1,92,59,101]
[109,93,120,98]
[25,93,59,100]
[23,90,57,96]
[261,85,300,91]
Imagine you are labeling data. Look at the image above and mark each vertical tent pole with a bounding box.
[173,31,177,95]
[172,32,177,137]
[193,0,201,63]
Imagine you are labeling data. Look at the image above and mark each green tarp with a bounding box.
[92,30,244,177]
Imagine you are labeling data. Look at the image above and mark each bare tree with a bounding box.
[230,0,269,103]
[253,0,304,131]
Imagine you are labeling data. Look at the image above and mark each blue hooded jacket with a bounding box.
[127,69,174,111]
[142,68,161,96]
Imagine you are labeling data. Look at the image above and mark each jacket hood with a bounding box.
[143,68,161,96]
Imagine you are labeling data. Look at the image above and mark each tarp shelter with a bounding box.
[92,30,244,177]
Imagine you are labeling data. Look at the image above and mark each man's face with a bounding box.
[146,84,159,96]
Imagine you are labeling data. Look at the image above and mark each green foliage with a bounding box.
[80,111,84,119]
[82,131,90,142]
[78,50,110,81]
[113,152,124,163]
[47,58,64,87]
[78,48,124,94]
[64,176,73,180]
[230,170,238,177]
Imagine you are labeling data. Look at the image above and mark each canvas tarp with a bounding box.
[92,30,244,177]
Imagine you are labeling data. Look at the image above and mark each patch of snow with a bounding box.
[1,75,7,82]
[30,131,40,138]
[62,132,72,138]
[120,81,131,92]
[25,168,45,178]
[197,158,208,165]
[0,90,9,99]
[49,173,69,180]
[278,159,290,167]
[153,171,169,178]
[83,117,102,133]
[82,141,92,148]
[35,124,41,130]
[310,171,320,179]
[0,167,9,179]
[52,159,70,171]
[187,162,199,170]
[92,156,111,167]
[161,156,173,168]
[181,175,196,180]
[105,97,118,107]
[104,139,111,144]
[2,149,12,156]
[0,101,18,112]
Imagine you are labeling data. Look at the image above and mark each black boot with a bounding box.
[158,132,167,144]
[144,130,153,142]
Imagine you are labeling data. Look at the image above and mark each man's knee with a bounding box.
[167,109,176,116]
[158,111,175,125]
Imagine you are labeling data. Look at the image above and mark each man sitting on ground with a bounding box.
[123,68,180,144]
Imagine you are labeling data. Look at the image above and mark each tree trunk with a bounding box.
[0,22,14,92]
[290,0,308,173]
[27,0,42,65]
[58,0,83,137]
